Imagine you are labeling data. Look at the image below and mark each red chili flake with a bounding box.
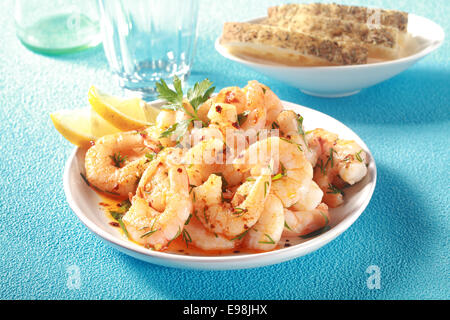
[177,168,183,173]
[232,122,239,128]
[99,202,109,207]
[233,250,240,254]
[89,140,95,146]
[225,91,238,103]
[215,104,222,113]
[109,222,120,227]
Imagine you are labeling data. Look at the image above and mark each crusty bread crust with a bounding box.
[268,3,408,32]
[220,22,368,66]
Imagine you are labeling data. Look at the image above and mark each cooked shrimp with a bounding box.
[197,97,214,124]
[214,86,247,114]
[193,171,271,239]
[334,140,368,185]
[207,103,238,134]
[240,81,267,131]
[290,181,323,212]
[184,215,238,251]
[243,194,284,251]
[259,83,283,127]
[283,203,329,237]
[184,138,224,186]
[234,137,313,208]
[309,128,367,207]
[122,148,192,250]
[84,129,161,197]
[276,110,318,166]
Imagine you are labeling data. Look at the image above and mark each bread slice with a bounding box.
[220,22,368,66]
[267,3,408,32]
[262,14,402,60]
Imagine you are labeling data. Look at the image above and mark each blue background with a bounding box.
[1,0,448,299]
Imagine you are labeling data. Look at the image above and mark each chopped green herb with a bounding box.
[258,233,275,244]
[182,229,192,247]
[300,211,330,239]
[284,221,293,231]
[230,229,250,241]
[271,121,279,129]
[185,213,193,226]
[272,163,287,181]
[159,118,192,142]
[80,173,120,196]
[355,150,364,162]
[167,226,182,246]
[203,208,208,224]
[327,183,344,195]
[329,147,336,168]
[246,177,256,182]
[237,110,250,126]
[296,114,310,151]
[280,137,303,152]
[140,228,158,238]
[109,152,127,168]
[264,181,269,196]
[233,207,248,216]
[117,219,130,239]
[145,152,156,161]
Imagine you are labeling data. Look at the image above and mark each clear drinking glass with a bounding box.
[15,0,101,54]
[98,0,199,98]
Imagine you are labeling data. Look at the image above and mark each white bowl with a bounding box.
[63,100,377,270]
[215,14,444,97]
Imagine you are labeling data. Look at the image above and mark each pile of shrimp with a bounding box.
[85,80,368,252]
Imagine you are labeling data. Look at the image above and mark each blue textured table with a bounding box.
[1,0,449,300]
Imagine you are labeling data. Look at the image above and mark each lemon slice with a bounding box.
[50,108,95,148]
[88,86,159,131]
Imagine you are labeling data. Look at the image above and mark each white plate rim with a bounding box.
[215,13,445,70]
[63,100,377,268]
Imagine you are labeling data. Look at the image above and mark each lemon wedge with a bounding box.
[50,108,95,148]
[90,109,121,137]
[88,86,159,131]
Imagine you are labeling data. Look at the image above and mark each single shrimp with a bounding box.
[290,181,323,212]
[283,203,329,237]
[183,138,224,186]
[155,101,197,147]
[207,102,239,135]
[240,81,267,131]
[84,128,161,197]
[193,171,271,239]
[234,137,313,208]
[214,86,247,114]
[334,139,368,185]
[275,110,317,166]
[259,83,284,127]
[243,193,284,251]
[122,148,192,250]
[309,128,367,207]
[184,215,238,251]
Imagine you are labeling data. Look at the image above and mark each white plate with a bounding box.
[63,100,377,270]
[215,14,444,97]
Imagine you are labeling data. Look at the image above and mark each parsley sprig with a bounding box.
[156,76,215,142]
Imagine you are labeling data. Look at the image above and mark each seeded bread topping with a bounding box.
[262,14,398,49]
[221,22,368,65]
[268,3,408,32]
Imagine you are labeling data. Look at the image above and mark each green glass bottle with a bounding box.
[15,0,101,55]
